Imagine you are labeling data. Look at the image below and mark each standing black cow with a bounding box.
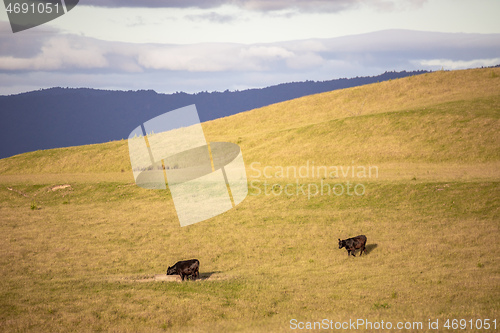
[167,259,200,281]
[338,235,367,257]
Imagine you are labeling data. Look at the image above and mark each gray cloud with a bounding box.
[83,0,227,9]
[82,0,428,12]
[0,22,56,58]
[0,29,499,95]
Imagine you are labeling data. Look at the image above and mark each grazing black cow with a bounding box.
[338,235,367,257]
[167,259,200,281]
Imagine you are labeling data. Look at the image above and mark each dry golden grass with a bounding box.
[0,67,499,332]
[202,67,500,140]
[1,180,498,332]
[2,68,499,176]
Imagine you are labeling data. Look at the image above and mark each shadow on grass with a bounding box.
[339,244,378,257]
[365,243,378,255]
[198,271,222,280]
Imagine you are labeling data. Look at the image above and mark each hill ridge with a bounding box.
[0,67,499,179]
[0,70,426,159]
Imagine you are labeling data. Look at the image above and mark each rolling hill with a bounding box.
[0,70,426,160]
[0,67,498,332]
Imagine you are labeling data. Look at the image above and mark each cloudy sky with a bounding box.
[0,0,499,95]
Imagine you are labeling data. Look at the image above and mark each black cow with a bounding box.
[167,259,200,281]
[338,235,367,257]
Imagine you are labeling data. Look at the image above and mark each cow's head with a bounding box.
[166,266,175,275]
[338,239,344,249]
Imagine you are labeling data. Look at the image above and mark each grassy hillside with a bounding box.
[1,68,499,177]
[0,68,499,332]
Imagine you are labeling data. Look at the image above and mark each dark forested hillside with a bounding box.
[0,70,427,159]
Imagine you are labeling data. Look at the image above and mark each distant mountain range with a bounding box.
[0,70,427,159]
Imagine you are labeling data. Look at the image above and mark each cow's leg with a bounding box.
[350,248,356,257]
[180,273,185,281]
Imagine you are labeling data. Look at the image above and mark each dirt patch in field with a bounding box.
[6,187,28,197]
[50,184,72,191]
[127,274,182,283]
[118,272,224,283]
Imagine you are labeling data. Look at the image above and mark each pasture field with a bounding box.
[0,68,499,332]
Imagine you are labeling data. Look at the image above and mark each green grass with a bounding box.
[1,180,498,331]
[0,67,499,332]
